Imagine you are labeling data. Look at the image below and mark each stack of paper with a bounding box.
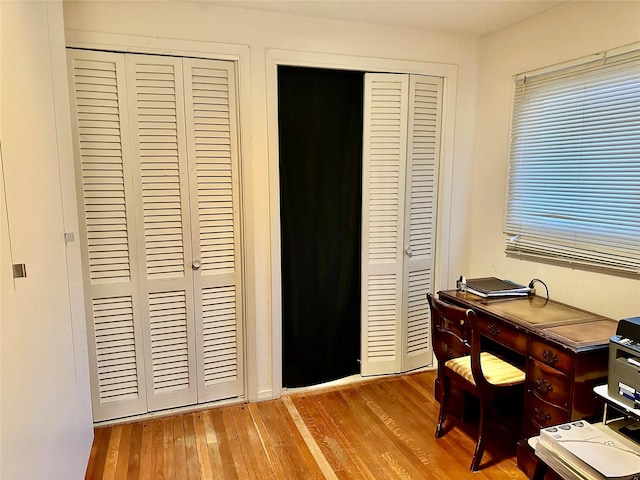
[536,420,640,480]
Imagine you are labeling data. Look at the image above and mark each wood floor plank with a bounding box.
[84,429,100,480]
[172,415,188,480]
[281,397,335,479]
[210,408,239,480]
[370,378,489,478]
[306,391,379,479]
[354,380,461,479]
[265,399,326,479]
[246,402,288,478]
[138,421,154,480]
[229,404,273,479]
[345,384,437,479]
[102,423,122,480]
[84,371,528,480]
[161,416,175,480]
[193,411,214,480]
[323,388,407,479]
[290,393,346,475]
[222,406,251,479]
[113,423,132,480]
[201,410,226,478]
[151,419,164,479]
[86,426,110,480]
[126,421,143,480]
[336,385,434,480]
[182,413,201,480]
[256,399,306,477]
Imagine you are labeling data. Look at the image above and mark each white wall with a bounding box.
[0,1,93,478]
[63,0,480,400]
[473,1,640,320]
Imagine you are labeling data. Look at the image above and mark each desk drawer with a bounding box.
[529,338,573,375]
[526,359,571,409]
[526,391,570,430]
[478,317,527,352]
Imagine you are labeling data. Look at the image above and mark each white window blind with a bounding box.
[505,48,640,275]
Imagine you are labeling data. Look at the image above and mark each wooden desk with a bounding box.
[437,290,618,477]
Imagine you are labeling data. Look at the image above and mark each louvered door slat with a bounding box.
[184,58,243,403]
[361,74,408,376]
[129,57,186,280]
[190,64,235,274]
[68,49,148,422]
[402,75,442,371]
[201,285,239,386]
[127,54,197,412]
[362,73,442,376]
[148,290,190,396]
[128,55,198,411]
[92,296,139,403]
[71,55,131,284]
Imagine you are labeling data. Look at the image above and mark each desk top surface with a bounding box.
[439,290,617,352]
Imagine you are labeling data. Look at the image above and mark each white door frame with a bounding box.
[265,49,457,398]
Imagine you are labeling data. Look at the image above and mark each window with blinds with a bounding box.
[505,47,640,275]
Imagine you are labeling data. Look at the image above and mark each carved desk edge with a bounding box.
[437,290,617,354]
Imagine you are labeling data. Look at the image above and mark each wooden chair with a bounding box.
[427,293,526,471]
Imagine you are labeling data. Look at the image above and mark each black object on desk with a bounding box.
[464,277,532,298]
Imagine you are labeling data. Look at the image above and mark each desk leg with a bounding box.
[532,459,548,480]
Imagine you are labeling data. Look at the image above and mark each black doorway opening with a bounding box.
[278,66,364,388]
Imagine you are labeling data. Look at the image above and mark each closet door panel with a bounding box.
[126,55,198,411]
[67,49,148,421]
[183,58,244,402]
[71,50,244,421]
[361,74,409,376]
[402,75,442,372]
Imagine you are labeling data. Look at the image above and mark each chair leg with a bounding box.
[470,403,488,471]
[435,376,449,438]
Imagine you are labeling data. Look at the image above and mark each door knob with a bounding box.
[406,247,413,257]
[192,260,201,270]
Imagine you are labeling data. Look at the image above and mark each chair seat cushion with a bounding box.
[445,351,525,386]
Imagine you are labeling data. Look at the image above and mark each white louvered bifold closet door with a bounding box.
[183,59,244,402]
[68,49,243,422]
[125,55,198,412]
[361,73,442,376]
[361,74,409,376]
[67,50,148,422]
[401,75,442,372]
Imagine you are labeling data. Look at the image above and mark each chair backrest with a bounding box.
[427,293,490,392]
[427,292,472,362]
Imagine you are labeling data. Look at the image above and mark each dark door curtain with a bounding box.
[278,66,364,387]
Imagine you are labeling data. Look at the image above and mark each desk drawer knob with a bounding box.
[488,324,501,336]
[535,378,553,394]
[542,350,558,366]
[534,407,552,423]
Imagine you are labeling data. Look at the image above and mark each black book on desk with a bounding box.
[465,277,532,298]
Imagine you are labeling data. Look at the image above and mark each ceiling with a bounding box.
[207,0,567,36]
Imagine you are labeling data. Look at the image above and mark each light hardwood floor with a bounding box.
[85,370,527,479]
